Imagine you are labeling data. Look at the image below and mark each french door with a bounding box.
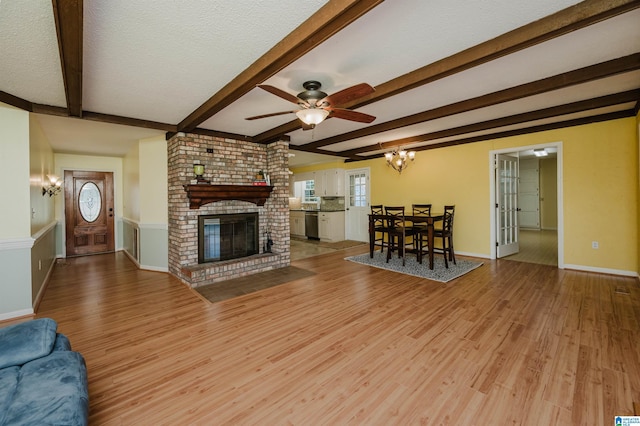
[345,168,370,242]
[64,170,115,256]
[496,154,519,257]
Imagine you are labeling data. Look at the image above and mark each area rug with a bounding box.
[345,251,483,283]
[195,266,316,303]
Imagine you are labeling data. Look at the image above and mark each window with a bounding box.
[303,180,317,203]
[294,180,318,203]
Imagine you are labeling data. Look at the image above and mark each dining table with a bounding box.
[368,213,444,270]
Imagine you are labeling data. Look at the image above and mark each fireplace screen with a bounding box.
[198,213,258,263]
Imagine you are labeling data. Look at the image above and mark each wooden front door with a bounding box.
[65,170,115,257]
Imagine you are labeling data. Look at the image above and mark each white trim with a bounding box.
[489,141,564,268]
[455,251,491,260]
[122,248,141,268]
[139,223,168,230]
[564,264,639,278]
[0,237,34,251]
[31,220,58,241]
[33,257,57,310]
[140,264,169,273]
[0,308,34,321]
[122,217,140,226]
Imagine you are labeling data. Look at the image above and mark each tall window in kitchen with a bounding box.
[349,172,367,207]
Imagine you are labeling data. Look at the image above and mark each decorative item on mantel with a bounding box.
[193,162,210,184]
[252,170,270,186]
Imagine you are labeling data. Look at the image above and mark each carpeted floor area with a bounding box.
[345,251,483,283]
[195,266,316,303]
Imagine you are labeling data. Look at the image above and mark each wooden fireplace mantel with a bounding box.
[183,184,274,209]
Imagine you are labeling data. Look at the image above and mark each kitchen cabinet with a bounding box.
[314,168,345,196]
[290,211,306,237]
[318,211,345,242]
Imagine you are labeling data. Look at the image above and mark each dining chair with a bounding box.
[370,204,388,253]
[411,204,433,264]
[433,205,456,268]
[384,206,415,266]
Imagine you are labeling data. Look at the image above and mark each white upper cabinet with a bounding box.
[313,168,344,196]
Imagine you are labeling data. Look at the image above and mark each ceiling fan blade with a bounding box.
[257,85,307,106]
[328,108,376,123]
[322,83,374,107]
[245,110,296,120]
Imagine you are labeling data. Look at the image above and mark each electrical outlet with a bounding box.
[592,241,599,249]
[38,260,42,270]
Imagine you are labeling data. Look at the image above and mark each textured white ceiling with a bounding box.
[0,0,638,165]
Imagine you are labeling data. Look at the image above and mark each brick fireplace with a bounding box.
[167,133,290,287]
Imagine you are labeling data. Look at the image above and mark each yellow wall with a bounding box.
[139,136,168,224]
[539,157,557,230]
[29,115,56,234]
[123,143,140,222]
[293,117,639,274]
[0,105,30,238]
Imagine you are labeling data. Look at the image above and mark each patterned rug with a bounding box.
[345,251,483,283]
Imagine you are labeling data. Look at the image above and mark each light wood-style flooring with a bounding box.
[504,229,558,266]
[11,248,640,424]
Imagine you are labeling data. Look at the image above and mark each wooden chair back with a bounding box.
[412,204,432,216]
[384,206,405,229]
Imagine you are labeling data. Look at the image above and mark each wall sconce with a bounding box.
[193,163,209,184]
[384,147,416,174]
[42,175,63,197]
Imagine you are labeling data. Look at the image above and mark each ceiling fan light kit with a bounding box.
[247,80,376,128]
[295,108,329,127]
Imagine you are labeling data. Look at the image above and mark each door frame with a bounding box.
[61,167,118,258]
[489,141,564,268]
[344,167,371,242]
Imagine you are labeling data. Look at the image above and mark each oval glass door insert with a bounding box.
[79,182,101,222]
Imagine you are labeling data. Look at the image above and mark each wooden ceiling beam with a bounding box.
[0,91,33,112]
[81,111,177,132]
[177,0,383,133]
[338,89,640,157]
[345,110,636,162]
[303,53,640,149]
[52,0,83,117]
[254,0,640,144]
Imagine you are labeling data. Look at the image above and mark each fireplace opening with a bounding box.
[198,213,258,263]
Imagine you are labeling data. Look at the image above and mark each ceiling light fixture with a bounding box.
[42,175,63,197]
[384,147,415,174]
[295,108,329,128]
[533,148,548,157]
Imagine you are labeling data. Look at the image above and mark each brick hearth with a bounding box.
[167,133,290,287]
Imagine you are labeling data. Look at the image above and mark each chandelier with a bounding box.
[384,147,416,174]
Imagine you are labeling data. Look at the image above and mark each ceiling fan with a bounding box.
[245,80,376,128]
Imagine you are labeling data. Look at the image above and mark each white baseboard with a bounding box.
[140,264,169,273]
[0,308,34,322]
[455,251,491,260]
[122,249,140,268]
[33,258,57,311]
[563,264,639,278]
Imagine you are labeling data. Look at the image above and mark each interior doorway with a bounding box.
[489,142,563,268]
[64,170,115,257]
